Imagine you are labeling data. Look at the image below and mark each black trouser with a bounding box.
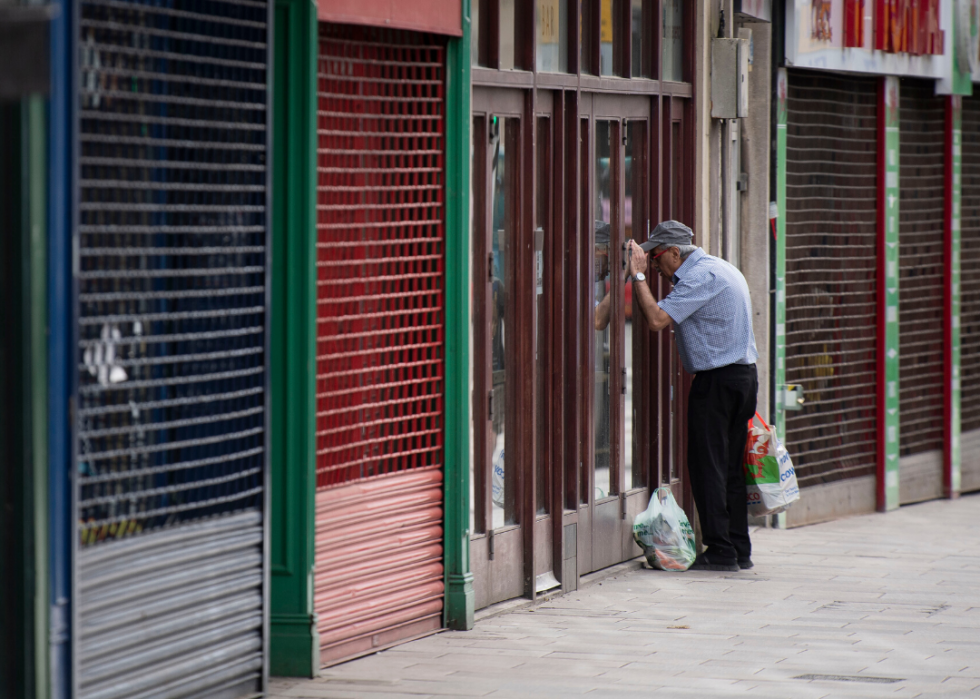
[687,363,758,564]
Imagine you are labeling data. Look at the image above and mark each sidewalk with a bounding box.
[269,494,980,698]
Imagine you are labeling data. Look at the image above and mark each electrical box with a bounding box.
[711,37,749,119]
[783,384,806,411]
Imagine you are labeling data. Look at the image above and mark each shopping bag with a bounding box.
[632,487,696,571]
[743,412,800,516]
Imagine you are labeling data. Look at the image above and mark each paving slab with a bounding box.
[268,494,980,699]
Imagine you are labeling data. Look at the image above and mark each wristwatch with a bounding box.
[633,272,646,282]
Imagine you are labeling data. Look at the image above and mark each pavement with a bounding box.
[269,493,980,698]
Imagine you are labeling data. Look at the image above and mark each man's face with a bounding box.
[651,246,681,281]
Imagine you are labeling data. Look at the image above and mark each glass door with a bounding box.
[471,95,525,608]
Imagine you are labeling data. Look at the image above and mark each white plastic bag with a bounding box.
[743,412,800,516]
[632,487,696,571]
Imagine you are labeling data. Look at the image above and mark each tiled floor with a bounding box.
[270,493,980,698]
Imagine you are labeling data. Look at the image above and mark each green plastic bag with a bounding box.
[632,487,696,571]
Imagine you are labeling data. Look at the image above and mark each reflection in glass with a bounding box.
[500,0,517,70]
[472,0,481,66]
[535,118,550,515]
[630,0,647,78]
[580,118,591,505]
[470,116,481,535]
[594,121,612,500]
[600,0,614,76]
[491,117,519,528]
[625,121,645,490]
[537,0,568,72]
[662,0,683,81]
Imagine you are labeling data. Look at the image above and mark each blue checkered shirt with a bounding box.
[657,248,758,374]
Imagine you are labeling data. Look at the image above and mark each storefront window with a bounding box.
[535,117,551,515]
[500,0,517,70]
[600,0,614,76]
[472,0,481,66]
[630,0,649,78]
[662,0,683,81]
[537,0,568,72]
[625,121,646,490]
[491,116,520,528]
[594,120,612,499]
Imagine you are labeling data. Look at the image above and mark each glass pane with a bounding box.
[662,0,683,81]
[472,0,481,66]
[491,116,519,528]
[535,118,550,515]
[600,0,614,76]
[537,0,568,72]
[501,0,517,70]
[594,120,612,499]
[671,120,681,217]
[630,0,647,78]
[580,118,591,505]
[626,121,646,490]
[470,116,482,534]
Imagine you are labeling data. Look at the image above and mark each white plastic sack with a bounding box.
[743,412,800,516]
[632,487,696,571]
[491,434,505,508]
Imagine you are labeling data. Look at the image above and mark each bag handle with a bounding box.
[752,411,770,430]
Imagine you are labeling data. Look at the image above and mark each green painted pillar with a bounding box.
[270,0,319,677]
[773,67,788,530]
[878,76,900,512]
[774,67,786,446]
[443,0,475,631]
[946,96,963,498]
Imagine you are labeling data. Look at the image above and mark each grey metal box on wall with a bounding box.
[711,38,749,119]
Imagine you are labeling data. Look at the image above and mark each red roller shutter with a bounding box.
[315,23,446,666]
[897,79,945,503]
[960,95,980,492]
[783,70,879,488]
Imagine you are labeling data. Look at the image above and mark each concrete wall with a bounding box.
[899,450,944,505]
[785,477,877,528]
[737,19,771,420]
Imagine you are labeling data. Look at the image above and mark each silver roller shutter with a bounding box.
[73,0,270,696]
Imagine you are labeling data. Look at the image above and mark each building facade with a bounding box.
[774,0,980,525]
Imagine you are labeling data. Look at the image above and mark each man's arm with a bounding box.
[594,292,611,330]
[628,240,673,332]
[632,277,672,332]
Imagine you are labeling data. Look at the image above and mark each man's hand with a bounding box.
[628,240,647,277]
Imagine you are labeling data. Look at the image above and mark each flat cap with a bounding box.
[639,220,694,252]
[594,219,611,245]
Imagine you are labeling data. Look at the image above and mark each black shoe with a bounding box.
[688,553,739,572]
[738,558,754,570]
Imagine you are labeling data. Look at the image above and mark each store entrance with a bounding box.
[470,87,696,608]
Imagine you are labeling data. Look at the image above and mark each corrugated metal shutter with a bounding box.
[783,70,879,488]
[897,79,945,502]
[315,23,446,667]
[74,0,268,697]
[961,94,980,493]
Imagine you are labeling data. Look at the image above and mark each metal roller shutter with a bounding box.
[961,95,980,492]
[783,70,879,488]
[75,0,269,697]
[897,79,945,503]
[315,24,446,667]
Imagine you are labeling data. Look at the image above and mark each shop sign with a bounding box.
[786,0,950,77]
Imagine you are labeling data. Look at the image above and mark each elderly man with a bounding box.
[628,220,758,572]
